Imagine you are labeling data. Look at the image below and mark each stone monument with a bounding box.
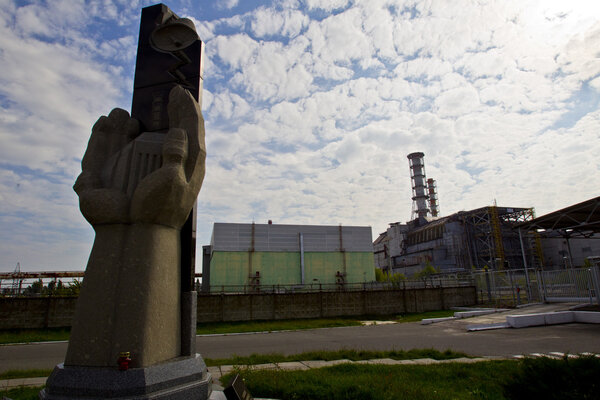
[41,4,211,399]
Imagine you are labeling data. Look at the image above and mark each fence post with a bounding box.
[485,269,492,303]
[536,269,547,303]
[508,270,516,307]
[591,266,600,306]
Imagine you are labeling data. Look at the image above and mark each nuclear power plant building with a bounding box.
[202,223,375,292]
[374,152,540,275]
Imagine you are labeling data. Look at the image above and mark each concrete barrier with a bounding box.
[454,309,509,319]
[506,311,600,329]
[544,311,575,325]
[574,311,600,324]
[421,316,456,325]
[506,313,547,328]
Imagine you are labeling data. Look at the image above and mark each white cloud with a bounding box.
[209,91,251,120]
[3,0,600,271]
[215,0,239,11]
[305,8,373,63]
[250,7,308,38]
[212,33,259,69]
[304,0,348,12]
[434,86,481,117]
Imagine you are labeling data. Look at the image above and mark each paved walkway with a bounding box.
[3,352,598,390]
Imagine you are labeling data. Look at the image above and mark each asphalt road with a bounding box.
[2,305,599,372]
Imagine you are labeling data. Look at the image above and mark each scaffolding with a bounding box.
[461,207,535,270]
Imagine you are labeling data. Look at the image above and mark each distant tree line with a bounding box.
[2,279,81,297]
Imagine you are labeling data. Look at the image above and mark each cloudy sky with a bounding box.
[1,0,599,272]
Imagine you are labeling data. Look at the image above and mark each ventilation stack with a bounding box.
[427,178,439,217]
[407,152,430,222]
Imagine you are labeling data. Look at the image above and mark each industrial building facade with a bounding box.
[374,152,544,275]
[203,223,375,292]
[374,206,540,275]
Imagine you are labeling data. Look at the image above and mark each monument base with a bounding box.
[40,354,211,400]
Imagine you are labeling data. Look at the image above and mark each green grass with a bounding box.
[0,369,53,380]
[221,356,600,400]
[222,360,516,400]
[204,348,467,367]
[196,317,363,335]
[0,310,456,344]
[504,355,600,400]
[0,386,43,400]
[0,328,70,345]
[197,310,456,335]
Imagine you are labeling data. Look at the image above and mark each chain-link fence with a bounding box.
[471,266,600,307]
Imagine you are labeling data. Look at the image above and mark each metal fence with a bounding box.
[202,277,475,294]
[0,273,83,297]
[471,266,600,307]
[540,267,600,304]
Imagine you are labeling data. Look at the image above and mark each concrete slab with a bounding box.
[367,358,404,365]
[276,361,309,370]
[219,365,236,375]
[506,313,547,328]
[467,322,510,331]
[397,360,417,365]
[529,353,546,358]
[411,358,439,365]
[438,357,488,364]
[505,310,600,329]
[2,377,47,388]
[300,359,352,369]
[299,360,328,369]
[421,317,456,325]
[455,309,509,319]
[549,352,568,358]
[544,311,575,325]
[249,363,278,370]
[458,303,578,326]
[209,390,227,400]
[575,311,600,324]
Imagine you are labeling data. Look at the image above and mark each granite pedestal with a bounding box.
[40,354,211,399]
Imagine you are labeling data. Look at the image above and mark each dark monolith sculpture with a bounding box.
[41,4,211,399]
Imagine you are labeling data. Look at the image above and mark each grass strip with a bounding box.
[0,310,456,344]
[221,355,600,400]
[0,328,70,345]
[0,369,53,380]
[197,310,456,335]
[0,386,43,400]
[222,360,516,400]
[204,348,467,367]
[196,317,363,335]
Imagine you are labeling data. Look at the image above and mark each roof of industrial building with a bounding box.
[515,196,600,237]
[211,223,373,253]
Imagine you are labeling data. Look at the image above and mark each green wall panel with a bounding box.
[210,251,375,288]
